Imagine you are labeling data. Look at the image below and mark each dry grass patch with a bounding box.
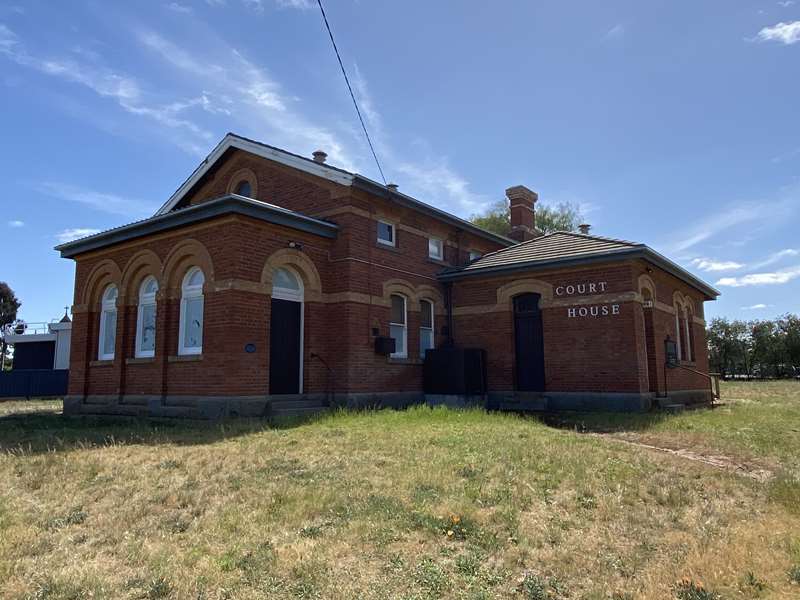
[0,395,798,598]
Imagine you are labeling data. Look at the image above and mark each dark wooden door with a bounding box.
[514,293,545,392]
[269,298,302,395]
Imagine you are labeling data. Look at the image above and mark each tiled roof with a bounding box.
[460,231,642,272]
[440,231,719,298]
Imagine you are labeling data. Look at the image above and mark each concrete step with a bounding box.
[661,403,686,413]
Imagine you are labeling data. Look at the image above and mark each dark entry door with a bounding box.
[514,293,545,392]
[269,298,302,394]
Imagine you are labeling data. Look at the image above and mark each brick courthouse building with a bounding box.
[57,134,718,418]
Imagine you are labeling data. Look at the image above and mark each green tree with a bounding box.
[0,281,21,370]
[469,199,582,237]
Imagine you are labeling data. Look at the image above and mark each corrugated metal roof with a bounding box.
[460,231,642,272]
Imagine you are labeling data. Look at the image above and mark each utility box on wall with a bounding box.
[423,347,487,395]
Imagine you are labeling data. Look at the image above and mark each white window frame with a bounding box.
[377,219,396,247]
[389,293,407,358]
[674,307,683,361]
[683,307,693,362]
[428,237,444,261]
[272,267,305,394]
[135,276,158,358]
[419,299,435,358]
[98,284,118,361]
[178,268,205,356]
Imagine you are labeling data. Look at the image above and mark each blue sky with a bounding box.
[2,0,799,323]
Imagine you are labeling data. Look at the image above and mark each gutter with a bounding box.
[56,194,339,259]
[351,175,516,248]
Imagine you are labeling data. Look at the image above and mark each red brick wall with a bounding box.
[66,149,714,401]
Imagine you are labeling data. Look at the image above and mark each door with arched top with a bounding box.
[269,267,304,395]
[513,293,545,392]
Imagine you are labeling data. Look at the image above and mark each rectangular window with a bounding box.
[420,300,434,358]
[428,238,443,260]
[468,250,482,261]
[377,220,395,246]
[389,294,407,358]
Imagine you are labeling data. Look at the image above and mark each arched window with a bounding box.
[419,299,434,358]
[98,284,118,360]
[674,303,683,361]
[179,268,205,355]
[272,267,303,301]
[683,307,693,362]
[135,276,158,358]
[234,180,252,197]
[389,294,407,358]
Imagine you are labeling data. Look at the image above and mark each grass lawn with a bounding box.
[0,383,798,599]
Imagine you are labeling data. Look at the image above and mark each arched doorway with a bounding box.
[513,293,545,392]
[269,267,304,395]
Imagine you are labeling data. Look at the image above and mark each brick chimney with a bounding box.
[506,185,538,243]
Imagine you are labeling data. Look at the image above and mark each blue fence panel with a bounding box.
[0,370,69,398]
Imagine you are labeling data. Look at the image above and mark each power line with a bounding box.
[316,0,387,184]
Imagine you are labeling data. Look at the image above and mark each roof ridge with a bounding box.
[554,230,641,246]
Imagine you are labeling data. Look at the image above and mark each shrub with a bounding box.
[674,578,721,600]
[788,565,800,584]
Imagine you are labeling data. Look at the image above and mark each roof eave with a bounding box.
[56,195,339,259]
[351,175,516,248]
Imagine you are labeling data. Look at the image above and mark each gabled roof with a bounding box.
[155,133,515,247]
[56,194,338,259]
[439,231,720,299]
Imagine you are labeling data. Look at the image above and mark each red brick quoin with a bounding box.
[57,134,719,418]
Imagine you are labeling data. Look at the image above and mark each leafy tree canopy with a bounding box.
[469,199,582,237]
[0,281,20,328]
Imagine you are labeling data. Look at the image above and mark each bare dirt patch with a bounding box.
[596,433,775,482]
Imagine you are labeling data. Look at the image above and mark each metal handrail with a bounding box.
[667,361,721,401]
[0,322,57,339]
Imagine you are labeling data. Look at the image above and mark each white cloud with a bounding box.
[690,258,745,272]
[741,303,770,310]
[165,2,193,13]
[668,202,774,253]
[756,21,800,45]
[275,0,313,9]
[136,27,358,169]
[716,265,800,287]
[748,248,799,270]
[1,24,213,155]
[34,182,154,219]
[7,219,24,227]
[55,228,102,243]
[603,24,625,40]
[778,1,795,8]
[351,65,490,215]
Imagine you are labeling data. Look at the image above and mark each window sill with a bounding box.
[375,242,402,254]
[387,357,423,365]
[89,359,113,367]
[426,257,449,267]
[127,357,155,365]
[169,354,203,363]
